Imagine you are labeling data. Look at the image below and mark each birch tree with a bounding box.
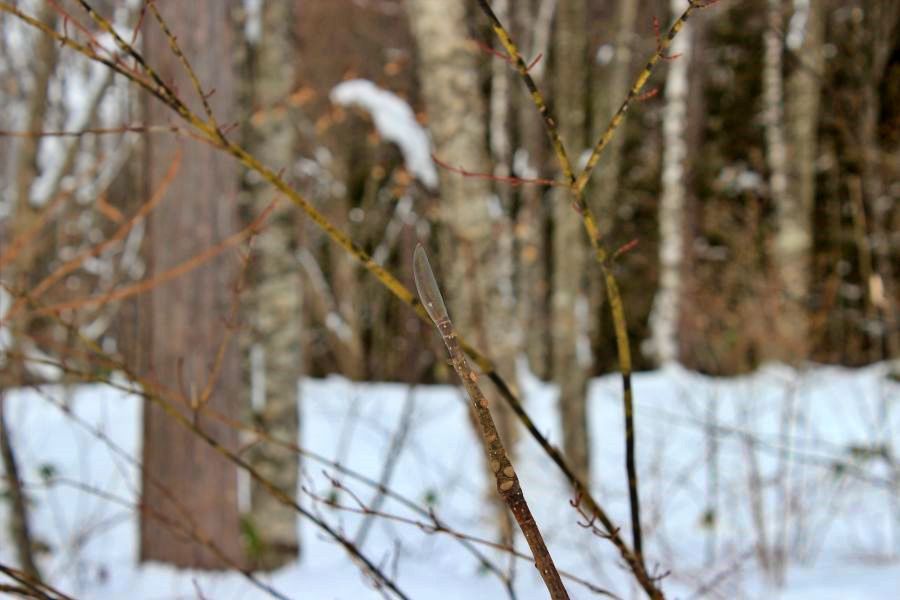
[650,0,693,365]
[240,0,303,569]
[768,0,807,359]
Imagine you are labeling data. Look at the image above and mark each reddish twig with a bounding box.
[613,239,640,261]
[474,38,543,72]
[653,16,683,61]
[432,154,561,188]
[635,88,660,102]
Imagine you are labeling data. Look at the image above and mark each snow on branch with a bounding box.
[330,79,438,189]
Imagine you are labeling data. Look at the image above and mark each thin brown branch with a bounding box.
[414,245,569,600]
[432,154,562,187]
[0,188,71,271]
[2,152,181,328]
[0,124,188,138]
[14,415,293,600]
[25,200,275,320]
[0,396,42,583]
[574,1,721,194]
[146,1,220,129]
[310,474,618,598]
[0,563,77,600]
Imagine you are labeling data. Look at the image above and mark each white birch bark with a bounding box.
[770,0,812,359]
[241,0,302,569]
[649,0,693,365]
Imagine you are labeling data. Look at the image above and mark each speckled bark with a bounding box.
[766,0,808,361]
[650,0,693,365]
[777,0,824,361]
[240,0,302,570]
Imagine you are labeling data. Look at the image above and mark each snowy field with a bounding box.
[2,363,899,599]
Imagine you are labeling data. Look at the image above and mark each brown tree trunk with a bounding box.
[239,0,303,570]
[139,0,245,569]
[552,0,591,484]
[515,0,554,380]
[650,0,693,364]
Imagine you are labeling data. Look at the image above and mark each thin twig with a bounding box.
[145,1,220,129]
[0,395,42,582]
[0,124,188,138]
[432,154,563,187]
[574,0,721,195]
[413,245,569,600]
[0,563,77,600]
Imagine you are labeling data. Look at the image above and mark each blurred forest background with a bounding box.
[0,0,898,587]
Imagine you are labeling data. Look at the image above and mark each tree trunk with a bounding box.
[139,0,245,569]
[405,0,519,540]
[591,0,638,238]
[515,0,554,379]
[240,0,303,570]
[552,0,591,484]
[782,0,824,363]
[767,0,811,361]
[650,0,693,365]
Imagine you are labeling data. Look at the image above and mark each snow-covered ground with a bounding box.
[2,363,899,599]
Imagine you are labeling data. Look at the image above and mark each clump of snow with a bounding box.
[242,0,263,44]
[330,79,438,189]
[787,0,811,50]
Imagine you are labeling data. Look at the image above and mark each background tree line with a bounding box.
[0,0,897,584]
